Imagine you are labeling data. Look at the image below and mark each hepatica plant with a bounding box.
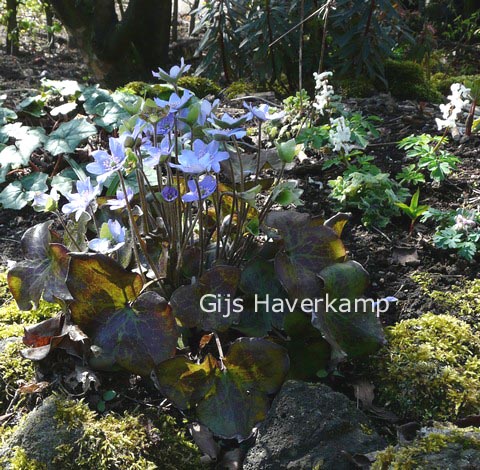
[7,61,385,441]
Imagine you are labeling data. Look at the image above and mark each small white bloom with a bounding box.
[329,116,353,154]
[313,71,335,115]
[436,83,471,131]
[453,214,476,231]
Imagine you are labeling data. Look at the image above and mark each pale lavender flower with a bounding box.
[209,112,252,129]
[152,58,191,84]
[205,127,246,141]
[243,102,285,121]
[33,188,59,212]
[154,90,193,113]
[182,175,217,202]
[89,219,126,253]
[169,139,229,174]
[105,187,133,210]
[62,177,100,221]
[142,135,173,167]
[86,137,127,183]
[197,98,220,126]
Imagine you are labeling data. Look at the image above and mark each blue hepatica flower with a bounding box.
[89,219,126,254]
[197,98,220,126]
[169,139,229,174]
[156,113,174,135]
[142,135,173,167]
[205,127,246,141]
[62,177,100,221]
[86,137,127,183]
[209,112,252,129]
[243,102,285,121]
[161,186,178,202]
[154,90,193,114]
[105,186,133,210]
[152,58,191,84]
[182,175,217,203]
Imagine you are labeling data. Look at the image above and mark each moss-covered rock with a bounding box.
[374,313,480,421]
[177,76,220,97]
[384,59,442,102]
[224,80,257,99]
[0,395,202,470]
[372,425,480,470]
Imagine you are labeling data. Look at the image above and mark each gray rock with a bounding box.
[243,380,386,470]
[1,396,81,469]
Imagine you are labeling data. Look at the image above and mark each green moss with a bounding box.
[118,81,174,101]
[384,59,443,102]
[337,77,375,98]
[0,341,35,414]
[372,426,480,470]
[224,80,257,99]
[432,73,480,96]
[0,298,59,326]
[374,313,480,421]
[177,76,220,97]
[412,274,480,331]
[4,447,47,470]
[52,397,202,470]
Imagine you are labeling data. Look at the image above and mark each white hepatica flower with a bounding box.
[313,71,334,115]
[329,116,353,154]
[435,83,471,131]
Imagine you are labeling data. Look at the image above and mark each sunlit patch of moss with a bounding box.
[374,313,480,421]
[177,76,221,97]
[0,298,59,326]
[0,323,24,341]
[118,81,173,100]
[372,426,480,470]
[0,341,35,414]
[432,72,480,96]
[412,274,480,331]
[224,80,257,99]
[0,272,10,301]
[52,397,202,470]
[2,446,47,470]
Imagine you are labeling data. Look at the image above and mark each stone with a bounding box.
[0,396,81,469]
[243,380,386,470]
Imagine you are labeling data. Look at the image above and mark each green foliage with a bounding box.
[398,134,459,183]
[224,80,257,99]
[328,165,410,228]
[422,207,480,260]
[119,81,176,100]
[156,338,289,439]
[2,447,47,470]
[331,0,409,84]
[396,163,426,186]
[385,59,442,102]
[337,77,376,98]
[432,73,480,95]
[375,313,480,421]
[177,76,220,98]
[395,189,429,233]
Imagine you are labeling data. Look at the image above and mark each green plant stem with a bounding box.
[118,170,166,293]
[193,178,205,277]
[55,211,83,251]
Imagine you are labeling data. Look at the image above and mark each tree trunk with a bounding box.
[49,0,172,88]
[44,0,55,51]
[6,0,19,55]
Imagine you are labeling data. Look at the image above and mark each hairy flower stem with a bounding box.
[254,121,263,184]
[433,128,448,153]
[193,178,205,277]
[118,171,166,294]
[214,332,226,371]
[54,211,83,251]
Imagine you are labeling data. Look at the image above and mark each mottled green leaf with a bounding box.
[90,291,178,375]
[170,265,241,331]
[66,253,143,332]
[266,211,346,299]
[156,338,289,439]
[313,260,385,359]
[45,118,97,156]
[7,221,72,310]
[0,106,17,125]
[0,172,48,209]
